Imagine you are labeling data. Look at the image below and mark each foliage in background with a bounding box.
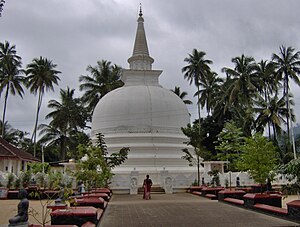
[216,120,245,171]
[28,162,50,174]
[237,133,278,186]
[181,121,206,186]
[6,173,15,188]
[279,158,300,195]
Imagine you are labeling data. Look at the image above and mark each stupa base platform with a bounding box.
[109,167,199,194]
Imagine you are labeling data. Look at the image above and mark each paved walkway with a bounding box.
[99,193,299,227]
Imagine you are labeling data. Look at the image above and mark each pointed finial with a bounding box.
[139,3,143,17]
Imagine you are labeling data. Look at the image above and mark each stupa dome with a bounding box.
[91,77,189,136]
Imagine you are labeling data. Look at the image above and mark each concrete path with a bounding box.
[99,193,299,227]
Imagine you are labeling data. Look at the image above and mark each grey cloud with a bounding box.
[1,0,300,134]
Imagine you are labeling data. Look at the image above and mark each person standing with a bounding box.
[143,174,152,200]
[266,178,272,192]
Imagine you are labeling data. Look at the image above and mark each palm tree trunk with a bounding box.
[1,85,9,138]
[197,155,200,186]
[286,83,297,159]
[272,122,277,143]
[196,83,201,186]
[264,88,271,139]
[284,73,290,139]
[32,89,43,157]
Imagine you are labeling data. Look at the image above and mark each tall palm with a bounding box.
[222,54,259,108]
[211,81,232,124]
[197,72,223,116]
[254,60,278,136]
[25,56,61,157]
[79,60,124,113]
[255,94,291,142]
[182,49,213,126]
[0,41,24,137]
[171,86,193,105]
[38,123,73,161]
[272,46,300,141]
[182,49,212,186]
[0,0,5,17]
[255,60,278,100]
[221,55,259,136]
[43,87,88,160]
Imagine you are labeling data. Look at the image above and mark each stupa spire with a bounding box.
[128,5,154,70]
[139,3,143,17]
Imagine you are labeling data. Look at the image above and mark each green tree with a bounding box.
[216,121,245,171]
[76,133,129,189]
[0,41,24,137]
[182,120,209,186]
[171,86,192,105]
[25,56,61,157]
[79,60,124,113]
[280,158,300,194]
[237,133,278,188]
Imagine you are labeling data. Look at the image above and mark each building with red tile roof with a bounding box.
[0,137,39,176]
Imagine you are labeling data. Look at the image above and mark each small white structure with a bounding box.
[0,138,39,177]
[91,9,197,193]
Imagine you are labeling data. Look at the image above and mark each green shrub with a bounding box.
[6,173,15,189]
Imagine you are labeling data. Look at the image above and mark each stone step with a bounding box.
[138,186,165,194]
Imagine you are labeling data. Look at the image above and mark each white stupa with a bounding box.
[91,8,196,193]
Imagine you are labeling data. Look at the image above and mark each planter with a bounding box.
[243,193,282,208]
[218,189,246,201]
[201,187,224,196]
[74,197,105,209]
[287,199,300,220]
[251,184,267,193]
[189,186,203,193]
[51,207,99,225]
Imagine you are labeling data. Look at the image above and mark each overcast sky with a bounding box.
[1,0,300,136]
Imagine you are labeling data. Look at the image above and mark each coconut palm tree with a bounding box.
[38,123,73,161]
[171,86,192,105]
[197,72,223,116]
[222,54,259,108]
[46,87,87,132]
[182,49,213,126]
[255,60,278,100]
[255,94,291,142]
[221,55,260,135]
[272,46,300,141]
[0,41,24,137]
[41,87,88,160]
[25,56,61,157]
[254,60,278,137]
[79,60,124,113]
[0,0,5,17]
